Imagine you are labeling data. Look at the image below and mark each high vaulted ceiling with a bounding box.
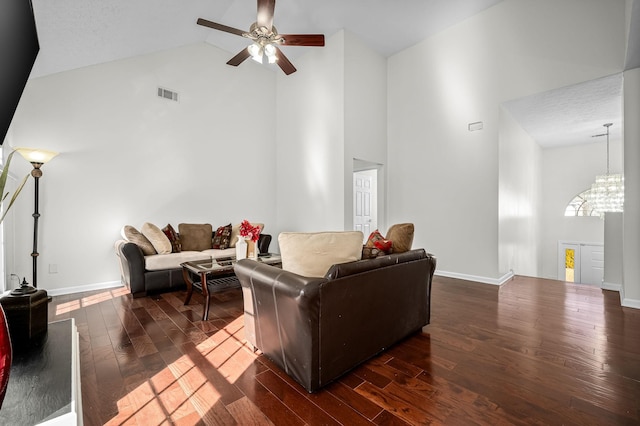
[30,0,504,78]
[28,0,638,149]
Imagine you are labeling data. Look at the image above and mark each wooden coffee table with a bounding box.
[181,254,282,321]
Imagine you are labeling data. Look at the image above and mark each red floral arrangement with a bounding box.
[239,220,261,242]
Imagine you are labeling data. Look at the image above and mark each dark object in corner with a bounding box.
[0,319,76,424]
[0,278,48,352]
[0,0,40,144]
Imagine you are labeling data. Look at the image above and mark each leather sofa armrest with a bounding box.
[121,242,147,297]
[258,234,272,254]
[234,259,325,389]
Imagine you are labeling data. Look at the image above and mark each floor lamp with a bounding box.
[15,148,58,289]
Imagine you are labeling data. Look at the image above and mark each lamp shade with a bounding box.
[15,148,58,164]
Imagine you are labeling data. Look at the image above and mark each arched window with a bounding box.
[564,189,599,217]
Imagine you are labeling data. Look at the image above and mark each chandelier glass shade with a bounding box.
[588,173,624,213]
[584,123,624,215]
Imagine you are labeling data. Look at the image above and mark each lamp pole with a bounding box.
[15,148,58,289]
[29,162,42,288]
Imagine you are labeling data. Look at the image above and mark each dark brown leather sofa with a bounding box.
[234,248,436,392]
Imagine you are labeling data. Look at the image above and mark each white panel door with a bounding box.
[353,172,374,241]
[580,244,604,286]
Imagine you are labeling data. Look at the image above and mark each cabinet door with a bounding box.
[557,241,604,285]
[579,244,604,286]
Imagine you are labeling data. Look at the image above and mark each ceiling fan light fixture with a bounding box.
[248,42,263,62]
[264,43,277,63]
[197,0,325,74]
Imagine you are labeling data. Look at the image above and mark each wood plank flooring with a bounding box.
[47,275,640,425]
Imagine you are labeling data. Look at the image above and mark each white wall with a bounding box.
[275,31,345,236]
[343,31,387,232]
[623,67,640,308]
[4,0,635,297]
[4,43,277,294]
[498,106,541,277]
[275,30,387,240]
[539,140,623,280]
[387,0,626,281]
[604,212,623,290]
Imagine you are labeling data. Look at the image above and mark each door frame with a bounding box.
[352,158,385,238]
[558,240,604,286]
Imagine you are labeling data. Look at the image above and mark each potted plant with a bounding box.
[0,149,29,408]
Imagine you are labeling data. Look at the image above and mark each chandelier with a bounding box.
[585,123,624,215]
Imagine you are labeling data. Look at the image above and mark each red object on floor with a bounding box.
[0,305,12,409]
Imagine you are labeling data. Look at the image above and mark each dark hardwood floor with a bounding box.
[47,275,640,425]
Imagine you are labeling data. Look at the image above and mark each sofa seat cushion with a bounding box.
[201,248,237,259]
[145,251,210,271]
[278,231,364,278]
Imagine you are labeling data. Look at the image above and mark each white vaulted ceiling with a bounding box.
[503,74,623,148]
[29,0,504,78]
[28,0,638,148]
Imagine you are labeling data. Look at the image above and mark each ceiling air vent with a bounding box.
[157,87,178,102]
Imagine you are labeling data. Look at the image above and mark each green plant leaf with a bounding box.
[0,150,17,199]
[0,150,30,224]
[0,173,29,224]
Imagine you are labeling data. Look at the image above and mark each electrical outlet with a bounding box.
[49,264,58,274]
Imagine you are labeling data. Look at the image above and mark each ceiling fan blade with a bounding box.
[197,18,246,37]
[227,48,251,66]
[279,34,325,47]
[257,0,276,31]
[275,47,296,75]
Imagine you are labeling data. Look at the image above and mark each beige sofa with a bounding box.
[115,222,270,297]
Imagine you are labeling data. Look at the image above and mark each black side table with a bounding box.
[0,318,82,425]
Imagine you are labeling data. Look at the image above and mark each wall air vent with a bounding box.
[157,87,178,102]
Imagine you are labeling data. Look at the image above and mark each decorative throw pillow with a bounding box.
[212,223,232,249]
[362,230,393,259]
[162,224,182,253]
[178,223,213,251]
[386,223,414,253]
[141,222,172,254]
[121,225,157,256]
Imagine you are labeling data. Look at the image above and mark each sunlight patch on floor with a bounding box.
[56,288,128,315]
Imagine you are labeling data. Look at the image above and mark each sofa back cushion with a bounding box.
[386,223,414,253]
[122,225,156,256]
[178,223,213,251]
[278,231,364,278]
[141,222,172,254]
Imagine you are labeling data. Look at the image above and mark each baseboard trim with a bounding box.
[435,270,514,286]
[601,281,622,292]
[45,281,124,297]
[621,296,640,309]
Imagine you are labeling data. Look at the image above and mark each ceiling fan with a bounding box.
[197,0,325,75]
